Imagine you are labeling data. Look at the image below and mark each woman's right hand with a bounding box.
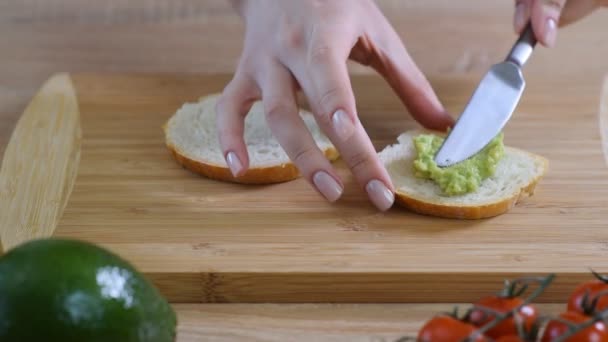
[513,0,607,47]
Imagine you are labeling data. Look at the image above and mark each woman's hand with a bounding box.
[217,0,454,211]
[514,0,607,47]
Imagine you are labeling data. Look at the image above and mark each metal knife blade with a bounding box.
[434,23,537,167]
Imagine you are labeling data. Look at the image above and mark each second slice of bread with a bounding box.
[379,129,548,219]
[164,94,339,184]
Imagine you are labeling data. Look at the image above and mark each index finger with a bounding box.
[530,0,567,47]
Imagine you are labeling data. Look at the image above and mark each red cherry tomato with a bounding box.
[540,311,608,342]
[568,271,608,315]
[469,294,538,338]
[568,283,608,313]
[418,315,488,342]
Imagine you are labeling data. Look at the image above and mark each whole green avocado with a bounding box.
[412,132,505,196]
[0,238,177,342]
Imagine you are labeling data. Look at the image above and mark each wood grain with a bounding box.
[601,75,608,164]
[174,303,564,341]
[14,72,600,303]
[0,73,81,251]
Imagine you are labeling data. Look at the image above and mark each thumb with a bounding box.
[353,7,454,131]
[530,0,568,47]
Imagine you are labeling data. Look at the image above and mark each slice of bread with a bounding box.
[163,94,339,184]
[379,129,548,219]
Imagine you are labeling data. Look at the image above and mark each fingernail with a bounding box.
[544,18,557,47]
[226,152,244,177]
[514,2,526,32]
[332,109,355,140]
[365,179,394,211]
[313,171,343,202]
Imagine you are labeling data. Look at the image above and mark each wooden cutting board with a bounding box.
[2,72,608,303]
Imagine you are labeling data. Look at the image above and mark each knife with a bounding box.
[434,23,537,167]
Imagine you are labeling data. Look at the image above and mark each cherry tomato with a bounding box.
[568,271,608,314]
[567,282,608,314]
[469,294,538,338]
[418,315,488,342]
[540,311,608,342]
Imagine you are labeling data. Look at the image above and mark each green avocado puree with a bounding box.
[412,132,505,196]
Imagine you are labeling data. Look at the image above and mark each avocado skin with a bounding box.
[0,238,177,342]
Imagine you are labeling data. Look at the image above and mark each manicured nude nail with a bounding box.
[544,18,557,47]
[332,109,355,140]
[313,171,343,202]
[366,179,394,211]
[226,152,244,177]
[514,2,526,33]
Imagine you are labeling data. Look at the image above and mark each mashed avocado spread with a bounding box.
[412,132,505,196]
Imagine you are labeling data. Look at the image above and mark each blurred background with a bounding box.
[1,0,607,145]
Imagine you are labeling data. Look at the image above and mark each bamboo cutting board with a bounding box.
[2,72,608,303]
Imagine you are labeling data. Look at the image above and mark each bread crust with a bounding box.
[393,154,548,219]
[165,139,339,185]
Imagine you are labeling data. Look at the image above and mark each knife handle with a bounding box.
[506,22,537,67]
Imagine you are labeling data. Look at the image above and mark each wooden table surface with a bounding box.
[2,1,607,340]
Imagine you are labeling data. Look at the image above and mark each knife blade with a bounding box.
[434,23,537,167]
